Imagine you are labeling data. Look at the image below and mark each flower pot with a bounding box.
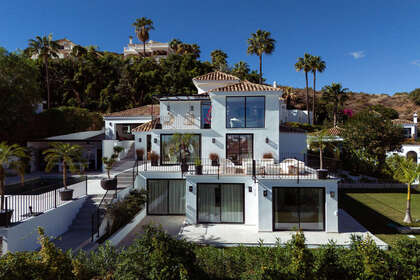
[101,177,118,191]
[151,159,158,166]
[203,123,211,129]
[181,162,189,173]
[0,210,13,227]
[195,165,203,175]
[59,189,74,201]
[316,169,328,179]
[211,160,219,167]
[155,123,162,129]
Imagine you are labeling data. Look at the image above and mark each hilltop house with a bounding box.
[127,71,338,232]
[123,37,173,60]
[390,113,420,163]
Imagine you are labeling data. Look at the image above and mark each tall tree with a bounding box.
[309,56,326,125]
[132,17,154,56]
[210,49,228,71]
[322,82,349,127]
[27,34,59,109]
[295,53,313,124]
[247,30,276,84]
[282,86,296,110]
[386,154,420,224]
[232,61,250,77]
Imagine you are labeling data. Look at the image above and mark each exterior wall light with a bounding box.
[138,138,142,143]
[189,186,193,192]
[154,138,157,144]
[248,186,252,192]
[263,190,268,197]
[212,138,216,144]
[265,137,269,143]
[167,105,170,111]
[190,105,194,111]
[330,191,335,198]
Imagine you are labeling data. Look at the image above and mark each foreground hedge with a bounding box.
[0,227,418,280]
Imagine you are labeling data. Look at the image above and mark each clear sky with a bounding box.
[1,0,420,94]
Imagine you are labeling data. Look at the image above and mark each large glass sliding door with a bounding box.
[197,183,244,223]
[226,134,253,165]
[273,187,325,231]
[147,180,186,215]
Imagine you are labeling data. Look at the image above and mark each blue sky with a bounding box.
[1,0,420,94]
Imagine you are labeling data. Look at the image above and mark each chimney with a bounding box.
[414,112,418,124]
[273,81,277,88]
[129,36,133,45]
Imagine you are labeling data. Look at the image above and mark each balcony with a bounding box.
[133,155,330,181]
[154,114,210,130]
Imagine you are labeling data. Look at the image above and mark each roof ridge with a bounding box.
[209,80,282,93]
[193,71,240,81]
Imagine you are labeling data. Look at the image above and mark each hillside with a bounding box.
[283,86,417,120]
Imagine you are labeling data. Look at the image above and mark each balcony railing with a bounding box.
[155,114,209,130]
[135,154,331,181]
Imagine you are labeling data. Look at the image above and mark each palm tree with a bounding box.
[247,30,276,84]
[132,17,154,56]
[386,154,420,224]
[0,142,29,212]
[309,56,326,125]
[169,39,183,53]
[71,45,87,58]
[322,83,349,127]
[10,150,31,187]
[210,49,228,71]
[282,86,296,110]
[295,53,313,124]
[43,143,82,189]
[27,34,60,109]
[232,61,250,79]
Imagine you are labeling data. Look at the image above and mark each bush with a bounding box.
[409,88,420,105]
[106,189,147,235]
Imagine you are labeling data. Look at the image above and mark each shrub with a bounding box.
[135,148,144,160]
[209,153,219,161]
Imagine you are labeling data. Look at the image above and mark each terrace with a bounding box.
[134,155,331,181]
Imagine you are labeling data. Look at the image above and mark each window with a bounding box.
[404,128,411,138]
[201,102,211,128]
[226,97,265,128]
[160,134,201,165]
[147,180,186,215]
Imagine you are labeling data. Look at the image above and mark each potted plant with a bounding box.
[263,152,273,159]
[209,153,219,166]
[0,142,30,226]
[136,148,145,161]
[43,143,82,201]
[150,151,159,166]
[309,130,330,179]
[195,159,202,175]
[101,146,124,190]
[181,158,189,173]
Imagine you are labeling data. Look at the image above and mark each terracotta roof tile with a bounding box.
[210,80,282,93]
[132,118,160,132]
[193,71,240,81]
[104,105,160,117]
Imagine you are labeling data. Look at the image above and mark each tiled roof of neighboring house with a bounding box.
[193,71,240,81]
[132,118,160,132]
[392,119,415,125]
[326,126,344,136]
[210,80,282,93]
[104,105,160,117]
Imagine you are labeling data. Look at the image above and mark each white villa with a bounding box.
[123,37,173,60]
[122,71,339,233]
[390,113,420,163]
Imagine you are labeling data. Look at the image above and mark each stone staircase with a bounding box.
[53,193,115,251]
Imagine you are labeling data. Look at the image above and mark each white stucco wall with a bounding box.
[278,132,307,160]
[105,118,151,140]
[0,196,86,253]
[257,179,339,233]
[102,140,135,163]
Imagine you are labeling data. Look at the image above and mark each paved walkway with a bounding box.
[117,215,185,248]
[179,210,388,249]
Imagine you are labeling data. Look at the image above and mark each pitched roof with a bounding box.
[104,105,160,118]
[392,119,415,125]
[210,80,282,93]
[193,71,240,81]
[132,118,160,132]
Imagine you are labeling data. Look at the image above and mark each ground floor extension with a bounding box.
[136,173,339,233]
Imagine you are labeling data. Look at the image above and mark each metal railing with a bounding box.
[134,153,326,181]
[4,176,88,226]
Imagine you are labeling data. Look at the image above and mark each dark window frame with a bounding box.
[160,133,202,166]
[196,183,245,224]
[272,187,325,232]
[226,133,254,165]
[225,96,266,128]
[200,101,212,129]
[146,179,186,216]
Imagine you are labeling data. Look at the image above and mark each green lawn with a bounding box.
[339,188,420,245]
